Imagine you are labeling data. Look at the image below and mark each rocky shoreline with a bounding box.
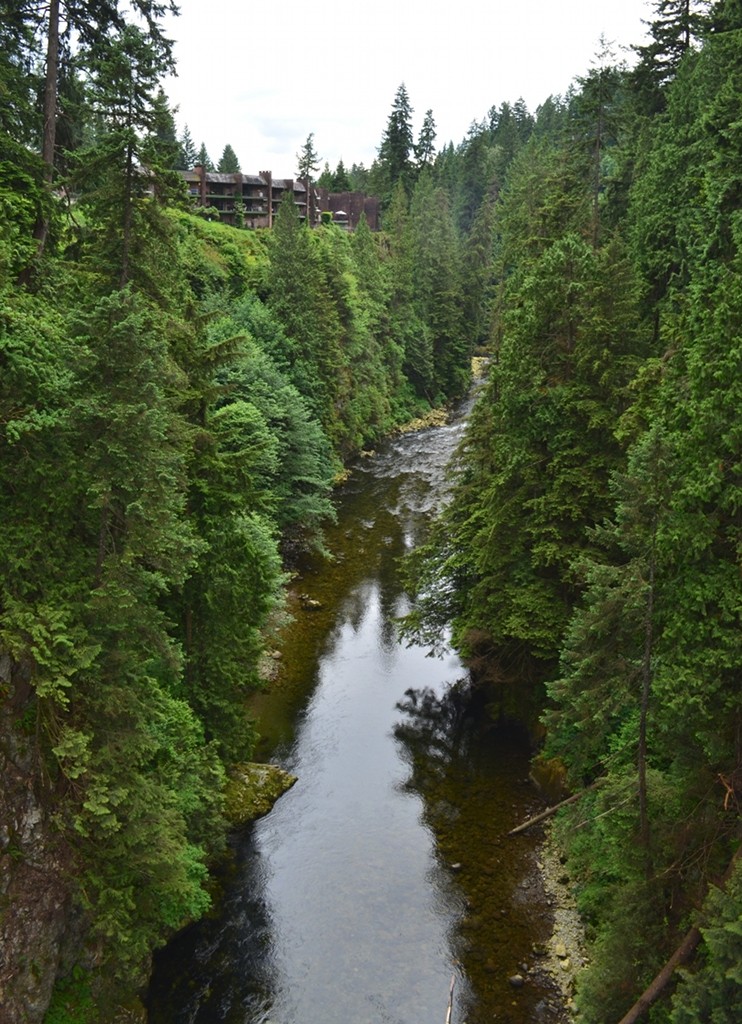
[537,822,587,1018]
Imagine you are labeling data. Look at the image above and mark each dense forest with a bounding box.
[0,0,739,1021]
[405,1,742,1022]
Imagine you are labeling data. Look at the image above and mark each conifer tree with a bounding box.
[296,132,320,182]
[178,123,197,169]
[415,108,437,169]
[196,141,214,170]
[331,158,351,191]
[22,0,178,257]
[377,82,415,201]
[267,193,344,441]
[217,143,240,172]
[316,160,333,188]
[632,0,711,109]
[73,22,175,289]
[383,179,433,396]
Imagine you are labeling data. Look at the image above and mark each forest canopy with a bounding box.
[0,1,739,1022]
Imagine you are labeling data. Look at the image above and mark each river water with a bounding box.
[147,398,564,1024]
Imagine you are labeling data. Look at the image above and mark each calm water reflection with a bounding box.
[148,400,559,1024]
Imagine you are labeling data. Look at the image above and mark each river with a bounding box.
[147,396,565,1024]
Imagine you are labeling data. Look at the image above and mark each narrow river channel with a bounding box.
[147,396,564,1024]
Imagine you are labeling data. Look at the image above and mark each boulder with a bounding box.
[224,763,297,826]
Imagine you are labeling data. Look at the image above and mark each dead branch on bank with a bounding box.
[615,843,741,1024]
[507,779,604,836]
[444,974,455,1024]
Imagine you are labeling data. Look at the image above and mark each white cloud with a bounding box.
[163,0,651,176]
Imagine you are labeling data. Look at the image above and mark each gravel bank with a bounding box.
[537,822,587,1017]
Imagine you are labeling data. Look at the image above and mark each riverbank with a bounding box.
[537,822,586,1017]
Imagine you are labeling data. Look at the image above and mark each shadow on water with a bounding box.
[393,684,568,1023]
[146,833,279,1024]
[148,396,567,1024]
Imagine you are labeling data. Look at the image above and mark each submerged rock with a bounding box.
[224,763,297,826]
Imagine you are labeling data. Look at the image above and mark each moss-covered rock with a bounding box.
[223,763,297,826]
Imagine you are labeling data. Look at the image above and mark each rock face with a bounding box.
[0,652,74,1024]
[223,762,298,826]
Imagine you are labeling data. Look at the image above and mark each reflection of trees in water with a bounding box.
[393,680,482,850]
[395,683,471,761]
[394,684,561,1024]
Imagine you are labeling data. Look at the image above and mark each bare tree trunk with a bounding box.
[33,0,61,255]
[591,96,602,249]
[638,536,655,860]
[508,780,604,836]
[615,844,741,1024]
[615,925,701,1024]
[120,141,134,288]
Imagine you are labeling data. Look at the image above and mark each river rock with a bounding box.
[554,941,568,959]
[509,974,525,988]
[224,763,298,825]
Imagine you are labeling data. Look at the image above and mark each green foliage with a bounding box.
[264,190,433,455]
[178,123,198,170]
[296,132,320,182]
[415,109,437,169]
[0,150,53,284]
[44,965,96,1024]
[9,2,738,1018]
[376,82,415,201]
[217,143,240,173]
[407,21,741,1022]
[196,141,214,170]
[670,857,742,1024]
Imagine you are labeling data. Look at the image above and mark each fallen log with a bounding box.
[615,925,701,1024]
[615,843,741,1024]
[507,780,603,836]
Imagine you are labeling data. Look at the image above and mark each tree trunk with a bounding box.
[120,140,134,288]
[615,844,741,1024]
[615,925,702,1024]
[508,780,604,836]
[638,537,655,860]
[32,0,61,255]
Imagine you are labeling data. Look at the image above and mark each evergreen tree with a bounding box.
[296,131,320,182]
[383,179,433,396]
[266,193,344,442]
[217,143,240,173]
[632,0,712,109]
[144,86,180,171]
[316,160,333,188]
[178,123,198,169]
[23,0,178,258]
[460,175,499,349]
[348,161,370,191]
[377,82,415,201]
[452,120,498,234]
[331,158,351,191]
[196,141,214,170]
[408,171,467,399]
[72,22,176,289]
[571,39,627,246]
[416,108,437,169]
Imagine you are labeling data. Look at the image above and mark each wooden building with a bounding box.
[179,168,379,231]
[180,167,308,228]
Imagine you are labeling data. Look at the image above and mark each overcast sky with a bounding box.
[162,0,651,177]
